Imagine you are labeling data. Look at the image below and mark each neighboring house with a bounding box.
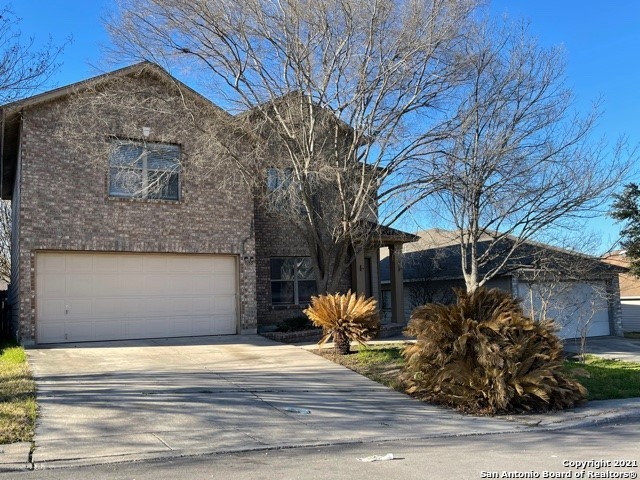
[603,251,640,333]
[0,62,413,345]
[380,229,625,340]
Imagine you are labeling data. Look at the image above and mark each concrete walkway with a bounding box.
[2,335,639,471]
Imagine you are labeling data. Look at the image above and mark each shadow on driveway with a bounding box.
[26,335,522,468]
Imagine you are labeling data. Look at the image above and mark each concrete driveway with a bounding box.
[27,335,523,468]
[564,336,640,362]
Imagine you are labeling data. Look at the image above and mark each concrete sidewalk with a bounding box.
[2,335,639,472]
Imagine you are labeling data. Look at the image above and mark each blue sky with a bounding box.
[9,0,640,253]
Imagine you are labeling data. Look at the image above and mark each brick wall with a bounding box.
[254,201,353,329]
[14,72,257,342]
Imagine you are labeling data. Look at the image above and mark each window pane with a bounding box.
[270,258,296,280]
[109,140,180,200]
[266,168,279,192]
[147,144,180,170]
[296,257,314,280]
[110,142,144,167]
[109,167,142,196]
[147,170,179,200]
[266,167,292,192]
[271,281,295,304]
[297,280,316,304]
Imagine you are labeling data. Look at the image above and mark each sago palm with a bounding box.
[402,288,586,414]
[304,290,380,354]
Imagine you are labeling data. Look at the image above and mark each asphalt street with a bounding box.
[3,415,639,480]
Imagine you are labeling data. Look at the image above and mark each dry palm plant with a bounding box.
[402,288,586,414]
[304,290,380,355]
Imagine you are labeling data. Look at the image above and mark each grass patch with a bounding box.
[318,345,640,403]
[563,355,640,401]
[0,340,37,444]
[317,344,406,392]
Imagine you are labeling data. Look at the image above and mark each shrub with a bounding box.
[275,316,316,332]
[304,290,380,354]
[402,288,586,414]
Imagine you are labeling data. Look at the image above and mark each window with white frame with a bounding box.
[109,139,180,200]
[270,257,316,305]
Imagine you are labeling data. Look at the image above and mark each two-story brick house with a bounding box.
[0,62,412,345]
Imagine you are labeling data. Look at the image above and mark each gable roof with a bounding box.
[236,90,371,148]
[0,62,228,199]
[380,229,624,283]
[0,62,226,115]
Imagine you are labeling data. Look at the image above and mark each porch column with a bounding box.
[353,248,366,295]
[389,243,405,324]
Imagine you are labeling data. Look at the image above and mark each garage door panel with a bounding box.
[213,275,237,295]
[518,281,610,339]
[93,298,121,316]
[93,255,118,273]
[66,299,93,317]
[91,321,125,340]
[41,254,66,273]
[166,256,192,273]
[169,274,193,292]
[38,322,66,343]
[37,253,238,343]
[145,275,172,294]
[191,297,213,315]
[191,257,215,273]
[66,255,93,273]
[39,274,67,298]
[192,275,216,294]
[40,299,66,318]
[66,275,94,297]
[143,256,168,272]
[213,315,235,334]
[118,256,144,272]
[123,274,147,295]
[192,316,216,335]
[214,296,236,315]
[213,257,235,274]
[93,275,121,296]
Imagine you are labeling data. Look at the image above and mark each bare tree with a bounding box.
[515,238,617,360]
[0,200,9,284]
[406,280,456,308]
[0,9,65,285]
[402,19,634,293]
[0,7,65,103]
[81,0,481,294]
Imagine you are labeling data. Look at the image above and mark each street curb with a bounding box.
[0,442,32,472]
[14,401,639,471]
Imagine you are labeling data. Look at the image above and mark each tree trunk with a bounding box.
[333,331,351,355]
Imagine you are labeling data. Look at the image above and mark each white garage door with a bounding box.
[518,281,610,339]
[36,252,238,343]
[621,298,640,333]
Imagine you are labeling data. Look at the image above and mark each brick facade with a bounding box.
[10,72,258,343]
[253,202,352,329]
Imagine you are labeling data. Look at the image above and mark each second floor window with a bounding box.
[109,139,180,200]
[266,167,293,191]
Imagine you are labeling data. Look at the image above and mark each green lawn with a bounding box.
[319,345,406,392]
[320,344,640,402]
[0,341,37,444]
[563,355,640,400]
